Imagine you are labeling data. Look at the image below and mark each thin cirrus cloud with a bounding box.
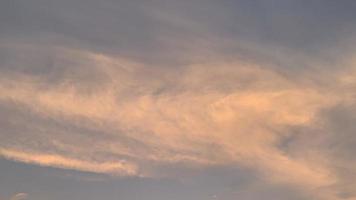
[1,43,356,199]
[1,0,356,200]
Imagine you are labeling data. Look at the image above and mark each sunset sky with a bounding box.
[1,0,356,200]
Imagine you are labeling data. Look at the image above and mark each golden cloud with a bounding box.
[1,47,355,199]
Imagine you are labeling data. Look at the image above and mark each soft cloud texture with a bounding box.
[1,42,356,199]
[10,193,28,200]
[1,1,356,200]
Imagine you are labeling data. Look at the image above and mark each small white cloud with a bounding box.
[10,193,28,200]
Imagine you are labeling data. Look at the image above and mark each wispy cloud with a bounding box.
[10,193,28,200]
[1,43,356,199]
[1,1,356,199]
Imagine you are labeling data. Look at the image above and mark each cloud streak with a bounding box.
[1,1,356,199]
[1,43,355,199]
[10,193,28,200]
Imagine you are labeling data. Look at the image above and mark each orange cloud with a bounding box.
[0,148,138,176]
[1,47,355,199]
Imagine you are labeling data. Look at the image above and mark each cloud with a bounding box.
[10,193,28,200]
[1,42,356,199]
[1,1,356,198]
[0,148,138,176]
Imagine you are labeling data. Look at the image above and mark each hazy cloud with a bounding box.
[1,1,356,200]
[1,43,355,199]
[10,193,28,200]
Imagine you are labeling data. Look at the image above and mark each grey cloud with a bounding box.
[270,101,356,200]
[0,44,110,93]
[2,0,356,67]
[319,103,356,199]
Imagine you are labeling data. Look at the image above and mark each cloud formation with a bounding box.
[10,193,28,200]
[1,1,356,200]
[1,42,356,199]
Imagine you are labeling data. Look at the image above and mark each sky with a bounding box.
[1,0,356,200]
